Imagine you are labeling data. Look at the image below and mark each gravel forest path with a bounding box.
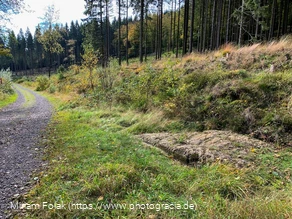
[0,85,52,218]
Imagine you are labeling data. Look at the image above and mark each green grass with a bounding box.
[23,60,291,146]
[19,93,292,218]
[13,84,36,108]
[0,91,17,109]
[14,47,292,217]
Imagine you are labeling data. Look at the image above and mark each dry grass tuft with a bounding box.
[170,36,292,73]
[226,37,292,71]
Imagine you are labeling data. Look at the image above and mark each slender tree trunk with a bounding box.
[49,52,52,78]
[216,0,223,49]
[189,0,195,53]
[238,0,244,47]
[226,0,231,43]
[30,50,34,74]
[277,0,283,38]
[145,7,148,61]
[183,0,189,55]
[157,2,161,59]
[169,0,173,52]
[90,69,94,90]
[126,0,129,65]
[156,11,159,59]
[268,0,276,40]
[139,0,144,63]
[118,0,121,65]
[173,0,176,53]
[156,1,162,59]
[290,5,292,33]
[107,7,110,65]
[198,0,204,52]
[255,15,259,40]
[176,0,181,58]
[210,1,217,49]
[202,0,208,52]
[105,0,110,66]
[282,0,288,34]
[99,3,105,67]
[159,0,163,59]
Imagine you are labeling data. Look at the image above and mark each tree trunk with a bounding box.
[189,0,195,53]
[169,0,173,52]
[145,7,148,61]
[99,2,105,67]
[268,0,276,40]
[139,0,144,63]
[49,51,52,78]
[202,0,208,52]
[118,0,121,65]
[126,0,129,65]
[255,15,259,40]
[176,0,181,58]
[216,0,223,48]
[210,0,217,49]
[155,11,159,59]
[277,0,283,38]
[282,0,289,35]
[106,3,110,66]
[226,0,231,43]
[173,0,176,53]
[198,0,204,52]
[238,0,244,47]
[182,0,189,55]
[159,0,163,59]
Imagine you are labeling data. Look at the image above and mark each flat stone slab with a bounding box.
[137,130,274,168]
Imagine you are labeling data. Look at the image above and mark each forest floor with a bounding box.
[0,85,52,218]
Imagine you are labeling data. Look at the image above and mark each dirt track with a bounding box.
[0,85,52,218]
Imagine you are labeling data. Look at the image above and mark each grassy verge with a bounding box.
[13,84,36,108]
[0,92,17,109]
[18,91,292,218]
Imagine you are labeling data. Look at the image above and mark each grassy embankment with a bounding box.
[0,92,17,109]
[0,69,17,109]
[16,39,292,218]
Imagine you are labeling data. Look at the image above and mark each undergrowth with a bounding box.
[16,39,292,218]
[0,68,16,108]
[18,38,292,145]
[21,100,292,218]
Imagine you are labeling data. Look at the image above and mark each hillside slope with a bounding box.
[13,39,292,218]
[23,38,292,146]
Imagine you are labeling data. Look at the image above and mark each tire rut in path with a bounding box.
[0,85,52,218]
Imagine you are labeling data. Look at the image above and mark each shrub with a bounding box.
[56,66,66,81]
[48,84,56,93]
[69,64,80,74]
[0,69,14,94]
[58,72,65,80]
[0,91,6,100]
[57,65,65,73]
[35,76,50,91]
[0,68,12,82]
